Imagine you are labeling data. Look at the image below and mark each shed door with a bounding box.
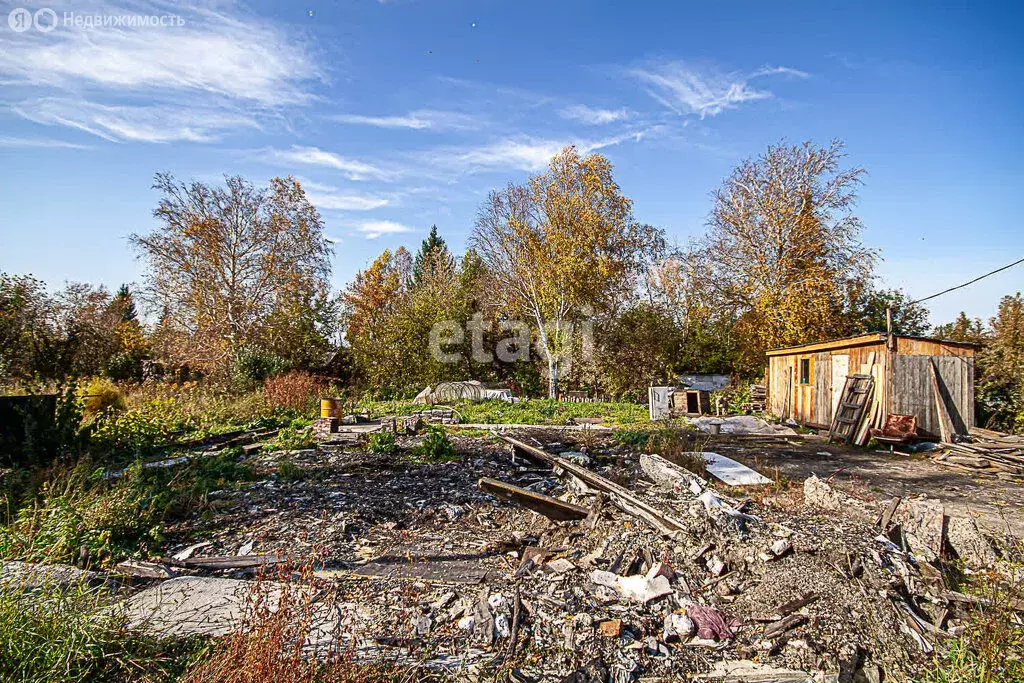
[831,355,850,416]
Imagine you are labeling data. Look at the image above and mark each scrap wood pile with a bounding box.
[10,428,1019,681]
[936,427,1024,477]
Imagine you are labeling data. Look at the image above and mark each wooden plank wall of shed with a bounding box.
[813,352,831,426]
[894,337,976,358]
[890,354,975,437]
[769,342,886,427]
[768,356,793,416]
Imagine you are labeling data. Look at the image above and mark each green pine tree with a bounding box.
[112,284,138,323]
[412,225,450,285]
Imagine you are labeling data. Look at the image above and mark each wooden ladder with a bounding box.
[829,373,875,445]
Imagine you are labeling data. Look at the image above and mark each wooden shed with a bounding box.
[766,334,976,439]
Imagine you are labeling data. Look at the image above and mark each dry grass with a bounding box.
[180,564,421,683]
[263,372,326,414]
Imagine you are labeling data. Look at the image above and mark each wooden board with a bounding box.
[478,477,589,521]
[930,361,955,443]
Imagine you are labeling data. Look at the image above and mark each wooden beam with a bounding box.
[930,360,956,443]
[478,477,589,521]
[494,434,689,538]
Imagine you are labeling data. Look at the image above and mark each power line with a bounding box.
[909,256,1024,305]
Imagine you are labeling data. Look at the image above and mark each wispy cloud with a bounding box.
[356,220,414,239]
[0,135,91,149]
[14,98,258,143]
[266,146,399,181]
[0,1,320,105]
[331,109,481,131]
[559,105,631,125]
[0,0,320,141]
[628,61,807,118]
[301,180,390,211]
[424,131,649,174]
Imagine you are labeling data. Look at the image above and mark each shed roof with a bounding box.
[766,333,977,357]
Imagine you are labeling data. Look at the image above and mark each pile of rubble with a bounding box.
[6,428,1017,681]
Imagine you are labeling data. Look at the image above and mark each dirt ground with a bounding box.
[712,434,1024,538]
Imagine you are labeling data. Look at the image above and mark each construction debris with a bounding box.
[9,425,1016,680]
[702,451,772,486]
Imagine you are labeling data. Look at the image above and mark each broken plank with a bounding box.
[762,613,808,640]
[478,477,589,521]
[930,361,956,443]
[495,434,689,539]
[161,554,287,570]
[878,496,902,531]
[639,453,705,495]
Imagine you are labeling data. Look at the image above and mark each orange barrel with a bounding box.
[320,398,341,418]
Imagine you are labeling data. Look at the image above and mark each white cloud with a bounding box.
[751,65,811,79]
[0,135,91,149]
[0,1,320,106]
[0,1,320,141]
[629,61,806,118]
[453,138,568,172]
[14,98,258,143]
[266,146,398,181]
[331,109,481,131]
[429,132,646,174]
[559,105,631,125]
[301,180,390,211]
[356,220,414,239]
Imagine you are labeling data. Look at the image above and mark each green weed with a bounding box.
[409,426,456,463]
[367,429,398,456]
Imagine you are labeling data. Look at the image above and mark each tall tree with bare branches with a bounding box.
[131,174,333,375]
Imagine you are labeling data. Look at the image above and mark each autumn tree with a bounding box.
[852,288,930,336]
[131,174,333,376]
[976,293,1024,432]
[0,273,60,381]
[471,146,663,397]
[340,248,413,393]
[934,312,986,344]
[701,139,875,373]
[645,249,741,374]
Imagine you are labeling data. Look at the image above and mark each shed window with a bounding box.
[799,358,812,385]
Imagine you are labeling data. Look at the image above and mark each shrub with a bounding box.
[232,347,287,391]
[411,426,456,463]
[0,462,166,564]
[367,429,397,456]
[80,377,126,418]
[186,449,255,496]
[263,371,322,414]
[89,406,170,460]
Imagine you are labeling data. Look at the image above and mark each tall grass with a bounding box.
[0,575,202,682]
[924,544,1024,683]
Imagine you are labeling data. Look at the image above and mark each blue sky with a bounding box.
[1,0,1022,325]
